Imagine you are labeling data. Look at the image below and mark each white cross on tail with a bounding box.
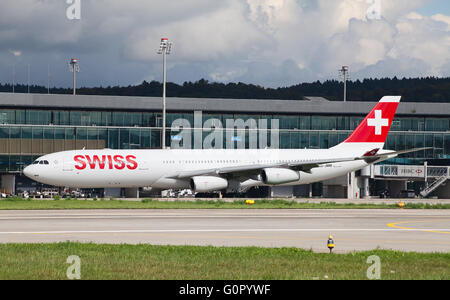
[367,110,389,135]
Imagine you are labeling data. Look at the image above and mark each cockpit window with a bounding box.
[33,161,39,164]
[33,160,49,165]
[44,160,49,165]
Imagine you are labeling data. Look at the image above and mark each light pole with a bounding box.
[27,64,30,94]
[12,64,15,94]
[157,38,172,149]
[339,66,349,102]
[48,64,50,94]
[10,51,19,94]
[69,58,80,95]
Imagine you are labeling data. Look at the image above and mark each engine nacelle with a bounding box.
[261,168,300,185]
[190,176,228,193]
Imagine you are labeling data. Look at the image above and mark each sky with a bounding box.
[0,0,449,89]
[419,0,450,15]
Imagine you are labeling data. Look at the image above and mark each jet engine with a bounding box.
[190,176,228,193]
[261,168,300,185]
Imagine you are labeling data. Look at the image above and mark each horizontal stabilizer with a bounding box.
[360,147,433,162]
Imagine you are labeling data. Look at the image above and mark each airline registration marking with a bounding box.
[74,155,138,170]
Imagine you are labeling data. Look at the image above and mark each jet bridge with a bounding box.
[373,164,449,198]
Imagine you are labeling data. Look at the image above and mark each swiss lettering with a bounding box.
[73,155,138,170]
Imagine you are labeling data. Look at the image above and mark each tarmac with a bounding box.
[0,209,449,253]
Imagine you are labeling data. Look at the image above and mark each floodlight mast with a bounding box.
[27,64,30,94]
[12,65,15,94]
[157,38,172,149]
[339,66,349,102]
[47,64,50,94]
[69,58,80,95]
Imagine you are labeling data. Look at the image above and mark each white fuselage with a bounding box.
[23,95,401,192]
[23,147,376,190]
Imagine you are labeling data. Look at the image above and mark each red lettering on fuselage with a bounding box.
[107,155,113,169]
[86,155,107,169]
[126,155,138,170]
[73,155,138,170]
[74,155,86,170]
[113,155,125,170]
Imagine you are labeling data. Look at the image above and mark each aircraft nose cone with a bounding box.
[23,166,32,178]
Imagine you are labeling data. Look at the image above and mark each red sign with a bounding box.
[74,155,138,170]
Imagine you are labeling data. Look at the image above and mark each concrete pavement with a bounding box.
[0,209,449,253]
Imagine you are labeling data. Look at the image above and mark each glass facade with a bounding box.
[0,108,449,132]
[0,108,448,172]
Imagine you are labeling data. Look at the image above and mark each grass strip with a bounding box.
[0,197,449,210]
[0,242,448,280]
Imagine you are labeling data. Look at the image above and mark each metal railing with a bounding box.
[420,174,449,197]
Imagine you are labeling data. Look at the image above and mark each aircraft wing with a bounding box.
[169,157,359,179]
[168,147,433,180]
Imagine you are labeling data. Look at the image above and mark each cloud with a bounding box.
[236,59,315,87]
[0,0,448,88]
[124,0,271,63]
[353,57,431,79]
[388,13,450,76]
[9,50,22,57]
[311,18,397,77]
[431,13,450,29]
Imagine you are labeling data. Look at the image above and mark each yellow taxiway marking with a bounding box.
[387,220,450,235]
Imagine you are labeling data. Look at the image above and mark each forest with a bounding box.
[1,77,449,102]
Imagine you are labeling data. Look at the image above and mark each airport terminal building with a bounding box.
[0,93,449,198]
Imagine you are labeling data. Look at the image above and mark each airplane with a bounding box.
[23,96,428,194]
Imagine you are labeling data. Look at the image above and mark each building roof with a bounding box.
[0,93,449,116]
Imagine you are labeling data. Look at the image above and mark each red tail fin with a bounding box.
[344,96,400,144]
